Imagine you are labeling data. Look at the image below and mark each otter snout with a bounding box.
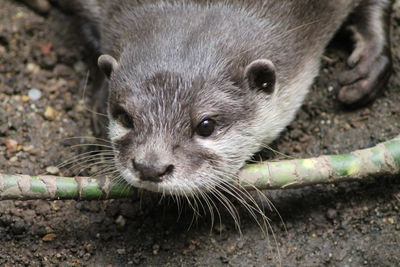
[131,158,174,182]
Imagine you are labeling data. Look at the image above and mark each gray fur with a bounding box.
[61,0,392,195]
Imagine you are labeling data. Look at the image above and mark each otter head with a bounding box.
[98,54,281,196]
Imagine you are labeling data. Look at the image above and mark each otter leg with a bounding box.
[338,0,393,107]
[52,0,107,136]
[90,70,109,139]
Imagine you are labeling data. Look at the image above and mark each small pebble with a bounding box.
[47,78,64,92]
[11,220,26,234]
[225,244,236,254]
[117,248,126,255]
[293,143,302,152]
[50,201,61,211]
[4,139,18,153]
[9,156,18,163]
[21,95,30,102]
[42,233,57,242]
[44,106,57,120]
[26,62,41,74]
[214,224,226,233]
[391,105,400,114]
[22,145,37,155]
[53,64,74,77]
[45,166,59,175]
[115,215,126,228]
[152,244,160,255]
[45,226,54,233]
[343,123,352,130]
[75,103,87,112]
[326,208,337,220]
[28,88,42,101]
[73,61,86,73]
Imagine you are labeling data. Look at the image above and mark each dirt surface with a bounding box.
[1,1,399,266]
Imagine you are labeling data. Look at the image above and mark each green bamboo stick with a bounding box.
[239,134,400,189]
[0,175,135,200]
[0,135,399,200]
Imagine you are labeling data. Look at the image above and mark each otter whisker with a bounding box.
[192,189,207,218]
[197,188,220,234]
[222,174,283,264]
[79,70,109,119]
[184,192,201,231]
[90,168,119,179]
[175,187,185,222]
[57,149,113,164]
[65,158,115,176]
[219,176,272,228]
[68,143,114,149]
[57,151,114,170]
[236,181,287,234]
[208,170,272,231]
[207,184,242,234]
[215,181,266,235]
[259,143,295,160]
[62,136,114,145]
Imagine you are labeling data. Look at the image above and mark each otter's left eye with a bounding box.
[117,112,133,128]
[112,106,133,129]
[196,119,216,137]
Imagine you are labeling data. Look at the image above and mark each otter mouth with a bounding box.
[120,168,201,196]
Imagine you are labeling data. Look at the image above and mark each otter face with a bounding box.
[99,55,282,195]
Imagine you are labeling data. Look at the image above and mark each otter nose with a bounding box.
[132,160,174,182]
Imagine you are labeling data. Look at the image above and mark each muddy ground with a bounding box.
[0,1,399,266]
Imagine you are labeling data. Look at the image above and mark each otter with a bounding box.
[39,0,393,195]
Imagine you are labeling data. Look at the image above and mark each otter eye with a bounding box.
[196,119,216,137]
[113,107,133,128]
[117,113,133,128]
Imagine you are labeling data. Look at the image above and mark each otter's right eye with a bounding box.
[196,119,216,137]
[113,107,133,128]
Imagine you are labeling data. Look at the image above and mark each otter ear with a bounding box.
[98,54,119,79]
[244,59,276,94]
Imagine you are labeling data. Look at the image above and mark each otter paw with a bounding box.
[338,49,392,107]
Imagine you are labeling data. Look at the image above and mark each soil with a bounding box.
[1,1,399,266]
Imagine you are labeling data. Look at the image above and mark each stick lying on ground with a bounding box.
[1,135,399,200]
[239,135,400,189]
